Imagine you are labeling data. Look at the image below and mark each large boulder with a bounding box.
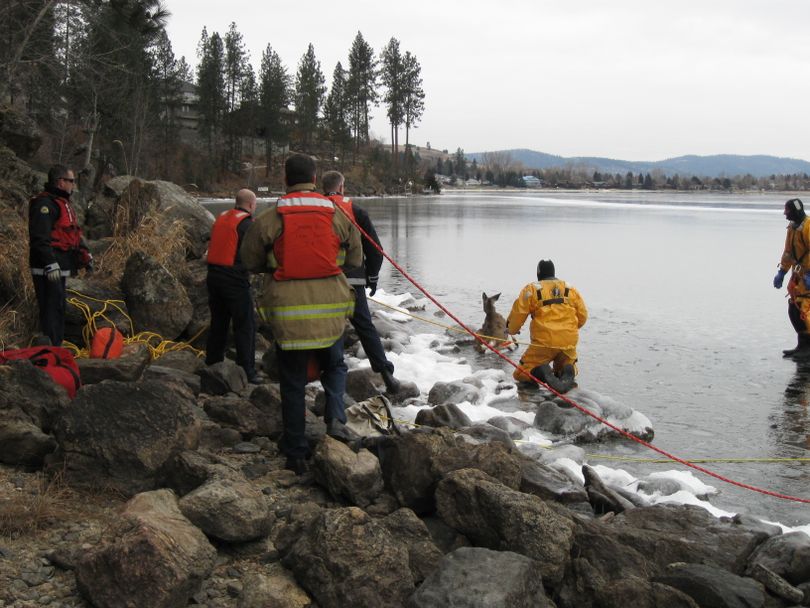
[0,361,70,466]
[121,251,193,340]
[415,403,473,430]
[427,380,480,406]
[284,506,415,607]
[520,459,589,505]
[379,428,524,514]
[52,378,201,495]
[653,562,766,608]
[76,489,217,608]
[746,531,810,586]
[179,258,210,344]
[312,436,384,507]
[380,508,444,585]
[435,468,574,585]
[178,469,271,543]
[77,342,151,385]
[86,177,213,258]
[407,547,554,608]
[238,566,312,608]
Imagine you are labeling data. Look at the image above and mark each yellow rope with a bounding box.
[65,289,204,360]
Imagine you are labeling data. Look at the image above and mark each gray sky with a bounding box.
[164,0,810,162]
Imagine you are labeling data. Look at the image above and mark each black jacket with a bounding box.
[28,185,80,274]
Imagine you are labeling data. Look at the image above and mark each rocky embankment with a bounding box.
[2,353,810,608]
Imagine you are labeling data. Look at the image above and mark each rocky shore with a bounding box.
[1,130,809,607]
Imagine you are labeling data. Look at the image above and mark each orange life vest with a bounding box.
[272,191,342,281]
[331,195,356,222]
[44,193,81,252]
[208,208,251,266]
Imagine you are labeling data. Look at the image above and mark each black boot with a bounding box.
[556,364,577,393]
[529,364,566,393]
[380,368,401,394]
[783,333,810,358]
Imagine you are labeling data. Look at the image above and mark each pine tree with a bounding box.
[401,51,425,174]
[196,28,226,156]
[346,32,377,155]
[323,62,351,159]
[380,37,404,169]
[294,43,325,150]
[258,44,291,176]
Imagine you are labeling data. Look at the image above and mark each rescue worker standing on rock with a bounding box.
[240,154,362,474]
[28,164,92,346]
[507,259,587,393]
[773,198,810,358]
[205,188,260,383]
[322,170,401,394]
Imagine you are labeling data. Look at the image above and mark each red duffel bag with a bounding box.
[0,346,82,399]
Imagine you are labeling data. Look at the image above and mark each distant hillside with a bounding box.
[467,149,810,178]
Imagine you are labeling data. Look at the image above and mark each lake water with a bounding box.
[206,190,810,526]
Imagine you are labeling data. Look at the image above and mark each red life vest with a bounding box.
[331,195,356,222]
[273,191,342,281]
[0,346,81,399]
[207,208,251,266]
[45,193,82,252]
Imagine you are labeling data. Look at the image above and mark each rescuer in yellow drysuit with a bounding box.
[507,259,587,392]
[774,198,810,358]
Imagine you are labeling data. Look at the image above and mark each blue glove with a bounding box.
[804,272,810,290]
[774,268,787,289]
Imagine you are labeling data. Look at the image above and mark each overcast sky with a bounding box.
[164,0,810,162]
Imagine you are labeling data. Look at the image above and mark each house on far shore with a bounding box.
[522,175,543,188]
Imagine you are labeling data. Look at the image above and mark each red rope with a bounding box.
[337,203,810,504]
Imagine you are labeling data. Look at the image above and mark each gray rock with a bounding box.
[248,384,284,440]
[380,508,444,584]
[284,506,415,608]
[345,367,382,402]
[427,380,480,406]
[520,459,589,505]
[747,562,804,604]
[153,350,205,374]
[487,415,533,438]
[238,566,312,608]
[178,473,271,543]
[415,403,473,430]
[534,400,591,435]
[435,468,574,585]
[653,562,766,608]
[122,251,193,340]
[583,464,636,515]
[77,343,151,384]
[613,505,771,575]
[199,360,247,395]
[312,436,384,507]
[52,378,201,495]
[76,489,217,608]
[407,547,553,608]
[746,531,810,586]
[142,364,201,395]
[62,279,131,343]
[203,396,264,435]
[379,428,524,514]
[456,423,516,448]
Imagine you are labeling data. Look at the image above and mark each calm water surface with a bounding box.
[210,190,810,525]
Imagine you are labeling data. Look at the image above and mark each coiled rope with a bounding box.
[63,289,204,360]
[337,205,810,504]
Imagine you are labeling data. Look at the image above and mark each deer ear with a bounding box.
[482,292,488,302]
[493,293,501,301]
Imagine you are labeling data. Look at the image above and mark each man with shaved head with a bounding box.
[205,188,261,383]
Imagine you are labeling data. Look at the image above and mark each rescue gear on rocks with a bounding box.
[90,326,124,359]
[508,277,587,382]
[344,395,399,437]
[0,346,81,399]
[207,208,252,267]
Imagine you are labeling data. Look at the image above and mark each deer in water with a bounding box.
[475,292,516,353]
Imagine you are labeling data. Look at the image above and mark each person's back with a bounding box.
[507,259,587,390]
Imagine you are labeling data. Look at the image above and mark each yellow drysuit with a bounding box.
[507,279,587,382]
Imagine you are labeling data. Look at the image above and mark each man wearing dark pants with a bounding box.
[205,188,260,383]
[322,170,401,394]
[240,155,362,474]
[28,165,92,346]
